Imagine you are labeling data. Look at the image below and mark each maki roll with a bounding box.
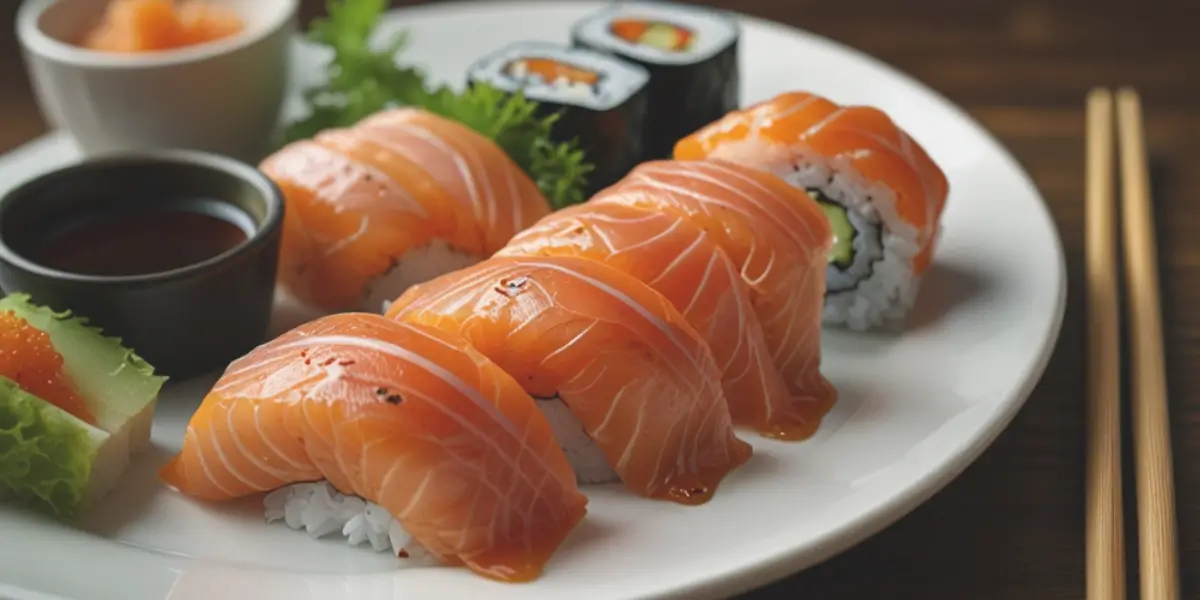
[571,1,739,160]
[467,41,650,197]
[675,91,951,331]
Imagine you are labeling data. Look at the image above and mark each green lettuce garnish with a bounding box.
[286,0,594,209]
[0,376,103,519]
[0,294,164,519]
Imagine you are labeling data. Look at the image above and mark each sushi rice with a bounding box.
[781,149,940,331]
[265,481,437,563]
[361,239,482,314]
[264,400,617,554]
[535,397,619,484]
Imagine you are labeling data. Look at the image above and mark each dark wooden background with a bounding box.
[2,1,1199,598]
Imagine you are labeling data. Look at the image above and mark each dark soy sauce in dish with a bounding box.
[35,199,252,277]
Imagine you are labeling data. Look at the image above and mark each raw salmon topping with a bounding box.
[80,0,244,53]
[0,311,94,425]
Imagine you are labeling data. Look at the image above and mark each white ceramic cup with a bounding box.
[16,0,298,163]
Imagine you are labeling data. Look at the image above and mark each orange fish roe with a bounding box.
[81,0,244,53]
[0,311,95,426]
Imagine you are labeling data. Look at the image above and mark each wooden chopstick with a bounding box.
[1116,87,1180,600]
[1084,87,1125,600]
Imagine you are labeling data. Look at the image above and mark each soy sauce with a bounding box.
[36,206,249,277]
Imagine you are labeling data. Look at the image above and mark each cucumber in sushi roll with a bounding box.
[0,294,164,518]
[571,1,740,160]
[467,41,651,197]
[675,91,951,331]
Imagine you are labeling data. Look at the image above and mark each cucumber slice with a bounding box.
[808,190,856,267]
[0,294,165,518]
[642,24,683,51]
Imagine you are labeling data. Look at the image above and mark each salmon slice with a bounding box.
[159,313,587,583]
[260,109,551,314]
[357,108,553,255]
[674,90,949,275]
[385,255,752,505]
[589,160,838,425]
[496,202,814,440]
[80,0,243,52]
[260,141,437,311]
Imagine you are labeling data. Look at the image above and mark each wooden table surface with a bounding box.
[2,1,1198,598]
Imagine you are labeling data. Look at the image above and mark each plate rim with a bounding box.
[0,2,1068,599]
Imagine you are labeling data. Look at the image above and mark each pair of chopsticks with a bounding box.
[1085,87,1179,600]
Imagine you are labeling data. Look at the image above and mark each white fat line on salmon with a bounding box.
[401,262,505,313]
[679,162,826,247]
[375,387,555,517]
[276,142,428,218]
[352,126,430,173]
[758,95,820,134]
[614,400,648,472]
[678,250,719,315]
[283,334,577,501]
[694,115,746,148]
[321,215,369,257]
[211,404,276,490]
[590,384,631,440]
[417,123,498,233]
[379,121,489,227]
[303,387,360,493]
[801,107,849,139]
[253,404,313,472]
[585,211,665,227]
[229,404,295,484]
[511,260,710,388]
[398,321,477,357]
[771,303,813,372]
[613,218,687,257]
[273,335,524,440]
[190,427,239,497]
[837,148,874,161]
[684,376,727,473]
[645,232,706,288]
[317,134,431,218]
[587,223,619,254]
[407,259,708,395]
[535,322,599,371]
[562,364,608,395]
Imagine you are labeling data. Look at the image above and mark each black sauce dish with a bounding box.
[0,150,284,379]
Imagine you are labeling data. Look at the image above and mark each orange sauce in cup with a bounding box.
[80,0,244,53]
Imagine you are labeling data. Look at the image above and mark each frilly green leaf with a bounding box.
[0,376,99,519]
[284,0,594,209]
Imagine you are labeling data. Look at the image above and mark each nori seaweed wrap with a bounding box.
[467,41,651,198]
[571,1,740,160]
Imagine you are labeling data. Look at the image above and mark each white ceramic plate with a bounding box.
[0,2,1065,600]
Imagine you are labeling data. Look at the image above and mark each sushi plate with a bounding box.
[0,2,1066,600]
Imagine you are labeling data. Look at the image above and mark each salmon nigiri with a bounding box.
[496,202,812,440]
[674,91,951,331]
[159,313,587,583]
[385,255,752,505]
[589,160,837,427]
[260,108,551,314]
